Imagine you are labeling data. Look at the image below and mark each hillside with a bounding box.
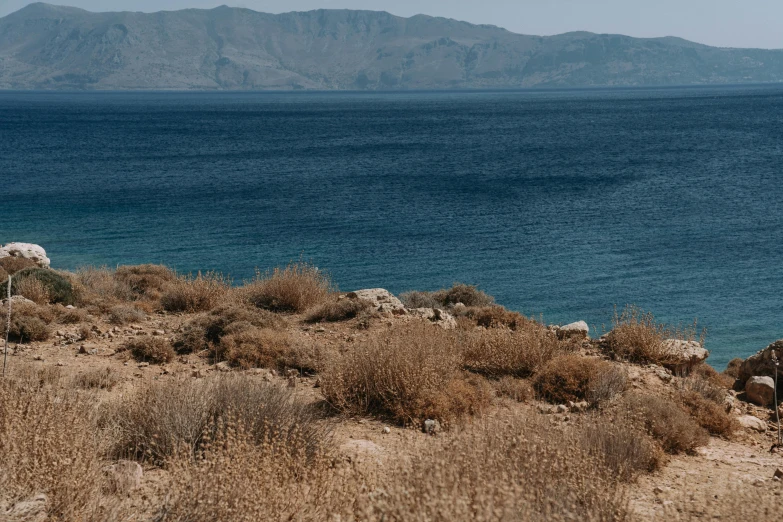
[1,3,783,90]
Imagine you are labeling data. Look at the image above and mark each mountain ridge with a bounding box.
[1,2,782,90]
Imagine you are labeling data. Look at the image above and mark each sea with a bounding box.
[2,86,782,369]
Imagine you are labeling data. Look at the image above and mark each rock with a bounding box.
[65,305,74,309]
[0,295,35,307]
[103,460,143,495]
[347,288,406,314]
[32,354,43,361]
[739,340,783,386]
[382,426,391,434]
[152,329,165,336]
[3,493,48,522]
[423,419,442,435]
[653,365,674,383]
[571,401,589,412]
[745,376,775,407]
[737,415,767,432]
[408,307,457,329]
[556,404,568,414]
[660,339,709,375]
[0,243,50,268]
[775,469,783,480]
[537,404,555,414]
[557,321,590,340]
[215,361,231,372]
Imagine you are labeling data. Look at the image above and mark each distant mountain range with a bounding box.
[1,2,783,90]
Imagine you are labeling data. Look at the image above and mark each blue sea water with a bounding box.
[1,86,782,368]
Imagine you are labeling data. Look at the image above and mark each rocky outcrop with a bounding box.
[0,295,35,307]
[745,376,775,407]
[3,493,48,522]
[660,339,709,375]
[738,340,783,386]
[556,321,589,340]
[737,415,767,433]
[346,289,405,315]
[0,243,50,268]
[408,308,458,329]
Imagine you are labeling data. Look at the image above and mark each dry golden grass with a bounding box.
[602,305,702,366]
[123,337,175,364]
[114,264,175,300]
[13,275,51,304]
[107,375,330,464]
[578,419,663,481]
[432,283,495,307]
[321,322,491,425]
[690,362,735,389]
[107,304,147,325]
[241,262,333,313]
[462,323,565,377]
[492,375,535,402]
[679,390,737,437]
[620,391,709,455]
[304,297,371,323]
[586,363,629,406]
[0,256,37,275]
[55,305,89,324]
[220,328,292,369]
[161,271,230,313]
[75,266,136,308]
[0,375,108,520]
[74,367,122,391]
[534,354,620,405]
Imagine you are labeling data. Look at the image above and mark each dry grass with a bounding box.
[0,265,7,284]
[13,275,51,304]
[107,304,147,325]
[433,283,495,307]
[107,375,330,464]
[0,375,108,520]
[174,304,283,355]
[305,298,371,323]
[690,362,735,389]
[578,419,663,481]
[161,271,230,313]
[56,305,88,324]
[0,256,37,275]
[241,262,333,313]
[679,390,737,437]
[2,302,52,343]
[75,266,136,308]
[123,337,176,364]
[220,328,292,369]
[724,357,744,379]
[321,322,491,426]
[492,375,535,402]
[457,305,535,330]
[534,354,619,405]
[620,392,709,454]
[462,323,565,377]
[399,290,439,308]
[114,264,175,300]
[74,367,121,391]
[602,305,702,366]
[586,363,628,406]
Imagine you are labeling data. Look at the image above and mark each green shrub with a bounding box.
[1,268,77,305]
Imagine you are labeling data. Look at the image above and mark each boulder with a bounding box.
[346,289,405,314]
[737,415,767,432]
[0,243,50,268]
[0,295,35,307]
[408,307,457,329]
[739,340,783,386]
[745,376,775,407]
[3,493,48,522]
[557,321,590,340]
[660,339,709,375]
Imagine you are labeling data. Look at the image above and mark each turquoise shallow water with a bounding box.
[2,86,782,368]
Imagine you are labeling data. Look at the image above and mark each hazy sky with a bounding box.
[1,0,780,49]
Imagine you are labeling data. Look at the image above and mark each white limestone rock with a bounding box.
[0,243,50,268]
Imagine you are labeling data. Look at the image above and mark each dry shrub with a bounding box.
[586,363,628,406]
[689,362,735,389]
[161,271,229,313]
[0,376,107,519]
[174,304,283,354]
[305,298,371,323]
[321,322,491,425]
[534,355,617,405]
[107,304,146,325]
[724,357,743,379]
[0,256,37,275]
[220,328,292,369]
[78,324,93,340]
[107,375,330,464]
[462,324,564,377]
[493,376,535,402]
[432,282,495,307]
[620,392,709,454]
[114,264,175,300]
[350,417,629,521]
[0,265,7,284]
[242,262,333,313]
[13,275,51,304]
[2,302,52,343]
[578,420,663,481]
[75,266,136,307]
[399,290,439,308]
[123,337,175,364]
[56,305,88,324]
[458,305,534,330]
[603,305,702,366]
[74,367,121,391]
[679,390,737,437]
[680,368,729,404]
[1,267,78,306]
